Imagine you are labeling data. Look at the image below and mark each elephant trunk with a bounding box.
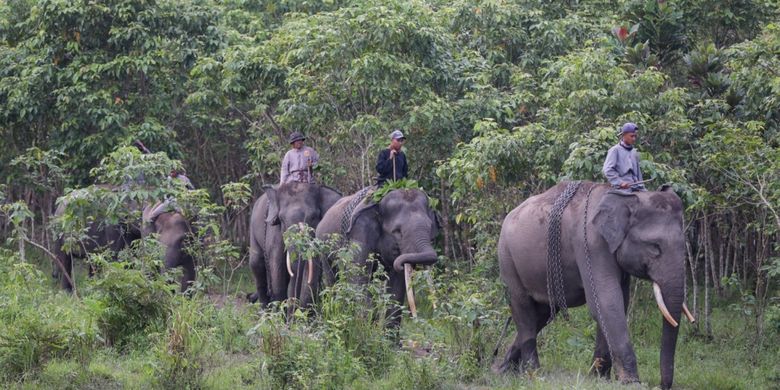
[655,281,683,390]
[393,249,437,272]
[393,224,438,272]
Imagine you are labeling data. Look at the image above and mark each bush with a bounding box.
[153,297,211,389]
[0,251,99,381]
[84,255,172,348]
[251,307,367,389]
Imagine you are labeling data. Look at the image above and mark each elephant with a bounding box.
[247,182,342,308]
[141,207,196,293]
[314,187,439,328]
[52,203,140,292]
[53,196,196,294]
[493,181,694,390]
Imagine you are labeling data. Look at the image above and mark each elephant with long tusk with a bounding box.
[247,182,342,311]
[493,181,693,390]
[314,188,439,329]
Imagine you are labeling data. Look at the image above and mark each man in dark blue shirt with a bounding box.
[375,129,408,186]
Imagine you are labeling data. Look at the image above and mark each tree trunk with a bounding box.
[702,220,712,337]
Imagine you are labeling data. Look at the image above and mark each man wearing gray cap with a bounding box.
[603,122,646,191]
[280,131,319,184]
[375,129,408,186]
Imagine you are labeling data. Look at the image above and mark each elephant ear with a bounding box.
[593,191,638,254]
[346,198,378,235]
[264,185,281,225]
[319,185,343,212]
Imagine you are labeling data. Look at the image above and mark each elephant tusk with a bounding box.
[286,251,294,278]
[307,259,314,285]
[404,264,417,318]
[653,282,678,328]
[682,302,696,323]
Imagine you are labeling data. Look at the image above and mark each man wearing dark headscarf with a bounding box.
[603,122,646,192]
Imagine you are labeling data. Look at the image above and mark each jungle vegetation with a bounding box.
[1,0,779,388]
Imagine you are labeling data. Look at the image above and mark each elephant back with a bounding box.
[339,186,375,236]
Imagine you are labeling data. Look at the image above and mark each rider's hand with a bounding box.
[619,182,630,189]
[389,149,397,158]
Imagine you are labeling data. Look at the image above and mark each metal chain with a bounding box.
[340,186,374,237]
[583,184,614,362]
[546,181,582,322]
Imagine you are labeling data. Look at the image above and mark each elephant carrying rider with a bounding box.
[602,122,646,192]
[143,168,195,228]
[375,129,408,186]
[280,131,319,185]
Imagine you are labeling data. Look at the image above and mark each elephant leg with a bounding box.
[384,270,406,330]
[60,251,74,292]
[321,253,337,287]
[298,258,321,311]
[591,326,612,378]
[493,290,549,373]
[248,238,269,305]
[268,253,289,303]
[591,275,630,378]
[179,262,196,294]
[163,242,194,293]
[264,226,288,303]
[584,273,639,384]
[286,259,306,317]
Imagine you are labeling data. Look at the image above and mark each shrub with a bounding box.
[153,297,211,389]
[0,251,99,381]
[84,255,172,348]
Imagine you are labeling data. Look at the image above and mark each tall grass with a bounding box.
[0,246,778,389]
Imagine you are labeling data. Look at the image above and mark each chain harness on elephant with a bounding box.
[339,186,374,238]
[546,180,582,322]
[546,182,614,362]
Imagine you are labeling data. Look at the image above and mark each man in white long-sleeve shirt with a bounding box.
[602,122,646,192]
[280,132,319,184]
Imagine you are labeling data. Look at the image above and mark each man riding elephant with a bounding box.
[603,122,646,192]
[281,132,319,185]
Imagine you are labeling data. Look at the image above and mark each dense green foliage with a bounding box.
[1,0,779,388]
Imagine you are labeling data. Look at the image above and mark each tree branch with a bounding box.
[23,238,79,299]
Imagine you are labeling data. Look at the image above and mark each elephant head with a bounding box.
[248,182,342,308]
[265,182,342,232]
[592,186,688,389]
[315,187,438,327]
[348,188,439,272]
[143,209,196,293]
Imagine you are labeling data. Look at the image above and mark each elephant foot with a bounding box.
[491,360,512,374]
[246,292,257,303]
[246,292,269,307]
[615,366,640,385]
[590,357,612,378]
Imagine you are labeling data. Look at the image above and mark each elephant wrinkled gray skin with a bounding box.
[53,201,140,292]
[314,188,439,328]
[494,181,687,390]
[142,209,196,293]
[247,182,342,308]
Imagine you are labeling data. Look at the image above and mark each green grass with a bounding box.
[2,250,778,389]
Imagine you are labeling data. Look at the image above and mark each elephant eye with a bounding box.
[648,244,662,258]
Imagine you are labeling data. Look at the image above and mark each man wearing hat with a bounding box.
[280,131,319,184]
[375,129,408,186]
[603,122,646,191]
